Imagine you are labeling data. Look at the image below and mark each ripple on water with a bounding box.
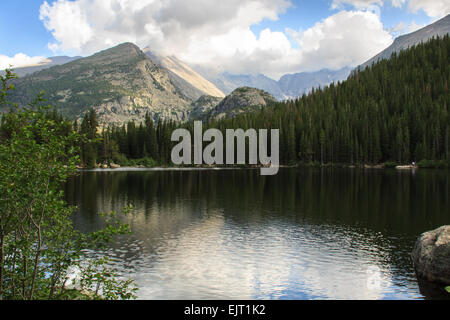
[66,168,449,300]
[99,219,422,300]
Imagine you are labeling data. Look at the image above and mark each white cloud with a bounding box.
[38,0,393,79]
[285,27,303,45]
[407,21,425,33]
[391,0,406,8]
[39,0,292,56]
[40,0,94,53]
[0,53,46,71]
[331,0,383,10]
[389,20,425,35]
[391,21,407,33]
[408,0,450,18]
[297,11,393,73]
[182,27,301,79]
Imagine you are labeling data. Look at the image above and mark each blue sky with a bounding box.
[0,0,447,78]
[0,0,51,57]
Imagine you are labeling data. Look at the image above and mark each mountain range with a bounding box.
[8,50,351,102]
[2,14,449,125]
[183,66,352,101]
[6,43,275,125]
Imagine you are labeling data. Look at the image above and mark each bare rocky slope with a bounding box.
[144,48,225,100]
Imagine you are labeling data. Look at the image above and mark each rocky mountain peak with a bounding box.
[206,87,277,120]
[78,42,148,66]
[6,42,191,125]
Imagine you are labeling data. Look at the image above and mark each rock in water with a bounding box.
[412,226,450,285]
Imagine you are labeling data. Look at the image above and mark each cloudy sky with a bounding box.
[0,0,449,79]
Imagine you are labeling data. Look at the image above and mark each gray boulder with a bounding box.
[412,226,450,285]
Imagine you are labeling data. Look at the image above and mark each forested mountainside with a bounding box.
[217,35,448,165]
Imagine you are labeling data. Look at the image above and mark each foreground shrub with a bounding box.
[0,69,136,300]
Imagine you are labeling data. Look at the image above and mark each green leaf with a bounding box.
[445,286,450,294]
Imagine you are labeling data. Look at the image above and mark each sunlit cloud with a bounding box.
[0,53,46,71]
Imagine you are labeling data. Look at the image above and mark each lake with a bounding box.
[64,167,449,300]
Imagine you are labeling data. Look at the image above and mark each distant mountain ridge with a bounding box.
[2,56,82,77]
[278,68,352,98]
[356,14,450,71]
[196,68,352,101]
[204,72,284,100]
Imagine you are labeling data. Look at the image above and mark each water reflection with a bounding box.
[65,168,449,300]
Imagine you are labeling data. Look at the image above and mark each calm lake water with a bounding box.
[65,168,449,300]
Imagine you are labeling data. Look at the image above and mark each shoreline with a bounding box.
[78,162,449,172]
